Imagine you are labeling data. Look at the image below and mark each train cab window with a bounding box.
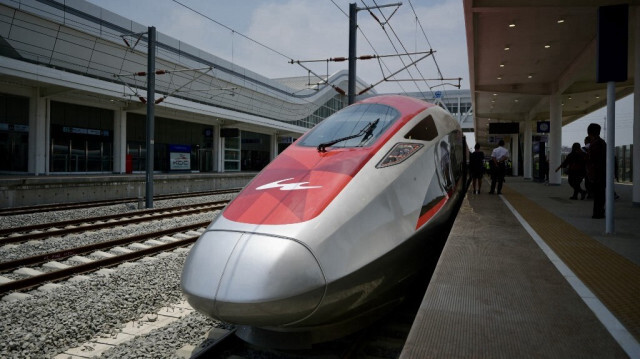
[404,115,438,141]
[298,103,399,149]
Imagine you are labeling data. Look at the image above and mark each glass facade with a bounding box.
[616,145,633,182]
[50,102,114,173]
[0,93,29,172]
[241,131,271,171]
[295,95,346,128]
[126,114,214,172]
[223,134,240,172]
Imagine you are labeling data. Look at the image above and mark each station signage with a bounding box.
[61,126,110,137]
[169,144,191,171]
[537,121,550,133]
[0,123,29,132]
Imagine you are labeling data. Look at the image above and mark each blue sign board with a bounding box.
[169,144,191,153]
[537,121,550,133]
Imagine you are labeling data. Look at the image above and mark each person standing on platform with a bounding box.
[555,142,587,200]
[582,136,593,199]
[489,139,509,195]
[469,143,485,194]
[586,123,606,219]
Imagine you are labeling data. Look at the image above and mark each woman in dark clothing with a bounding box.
[469,143,485,194]
[555,142,587,200]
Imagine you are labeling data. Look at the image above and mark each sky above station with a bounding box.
[86,0,634,147]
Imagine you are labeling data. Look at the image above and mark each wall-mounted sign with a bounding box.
[0,123,29,132]
[169,144,191,171]
[489,122,519,134]
[537,121,550,133]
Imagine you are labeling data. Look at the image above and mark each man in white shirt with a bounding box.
[489,140,510,195]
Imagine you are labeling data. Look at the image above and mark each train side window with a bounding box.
[404,115,438,141]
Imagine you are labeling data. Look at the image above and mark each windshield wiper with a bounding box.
[317,119,379,152]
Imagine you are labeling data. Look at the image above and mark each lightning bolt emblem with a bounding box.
[256,178,322,191]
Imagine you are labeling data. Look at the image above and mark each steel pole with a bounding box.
[605,81,615,233]
[348,3,357,105]
[146,26,155,209]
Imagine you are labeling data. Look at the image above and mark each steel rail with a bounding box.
[0,200,228,237]
[0,188,240,216]
[0,202,227,245]
[0,221,210,273]
[0,233,200,294]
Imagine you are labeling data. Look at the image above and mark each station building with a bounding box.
[0,0,375,176]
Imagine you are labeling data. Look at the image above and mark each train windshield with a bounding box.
[298,103,400,150]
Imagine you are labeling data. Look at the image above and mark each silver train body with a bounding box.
[181,95,465,348]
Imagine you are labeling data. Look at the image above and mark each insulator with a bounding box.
[331,57,347,62]
[359,55,376,60]
[155,97,165,104]
[136,71,146,76]
[123,38,131,48]
[155,70,167,75]
[138,96,147,104]
[333,86,346,95]
[368,10,381,23]
[358,87,372,95]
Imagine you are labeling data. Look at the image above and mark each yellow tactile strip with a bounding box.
[501,185,640,342]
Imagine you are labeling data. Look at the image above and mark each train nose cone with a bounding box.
[181,231,325,326]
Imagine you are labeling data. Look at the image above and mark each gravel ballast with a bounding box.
[0,194,234,358]
[0,250,223,358]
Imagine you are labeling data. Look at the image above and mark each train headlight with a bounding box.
[376,143,423,168]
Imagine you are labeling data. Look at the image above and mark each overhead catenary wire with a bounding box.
[368,0,431,99]
[329,0,411,96]
[2,1,350,129]
[171,0,293,62]
[407,0,450,96]
[161,1,358,120]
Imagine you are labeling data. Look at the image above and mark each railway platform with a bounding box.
[401,177,640,358]
[0,172,256,208]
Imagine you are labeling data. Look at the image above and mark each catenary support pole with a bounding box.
[634,6,640,206]
[146,26,155,209]
[348,3,357,105]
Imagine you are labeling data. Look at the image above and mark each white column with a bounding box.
[28,88,48,175]
[113,110,126,173]
[271,132,279,160]
[523,118,533,179]
[634,5,640,206]
[606,82,616,232]
[209,125,216,172]
[548,93,562,185]
[215,126,223,173]
[511,133,519,176]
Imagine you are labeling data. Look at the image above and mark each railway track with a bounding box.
[182,301,419,359]
[0,222,209,295]
[181,282,426,359]
[0,188,240,216]
[0,200,228,245]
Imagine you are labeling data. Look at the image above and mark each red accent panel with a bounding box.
[415,196,448,230]
[223,147,371,224]
[223,95,434,225]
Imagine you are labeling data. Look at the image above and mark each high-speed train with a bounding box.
[181,95,466,348]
